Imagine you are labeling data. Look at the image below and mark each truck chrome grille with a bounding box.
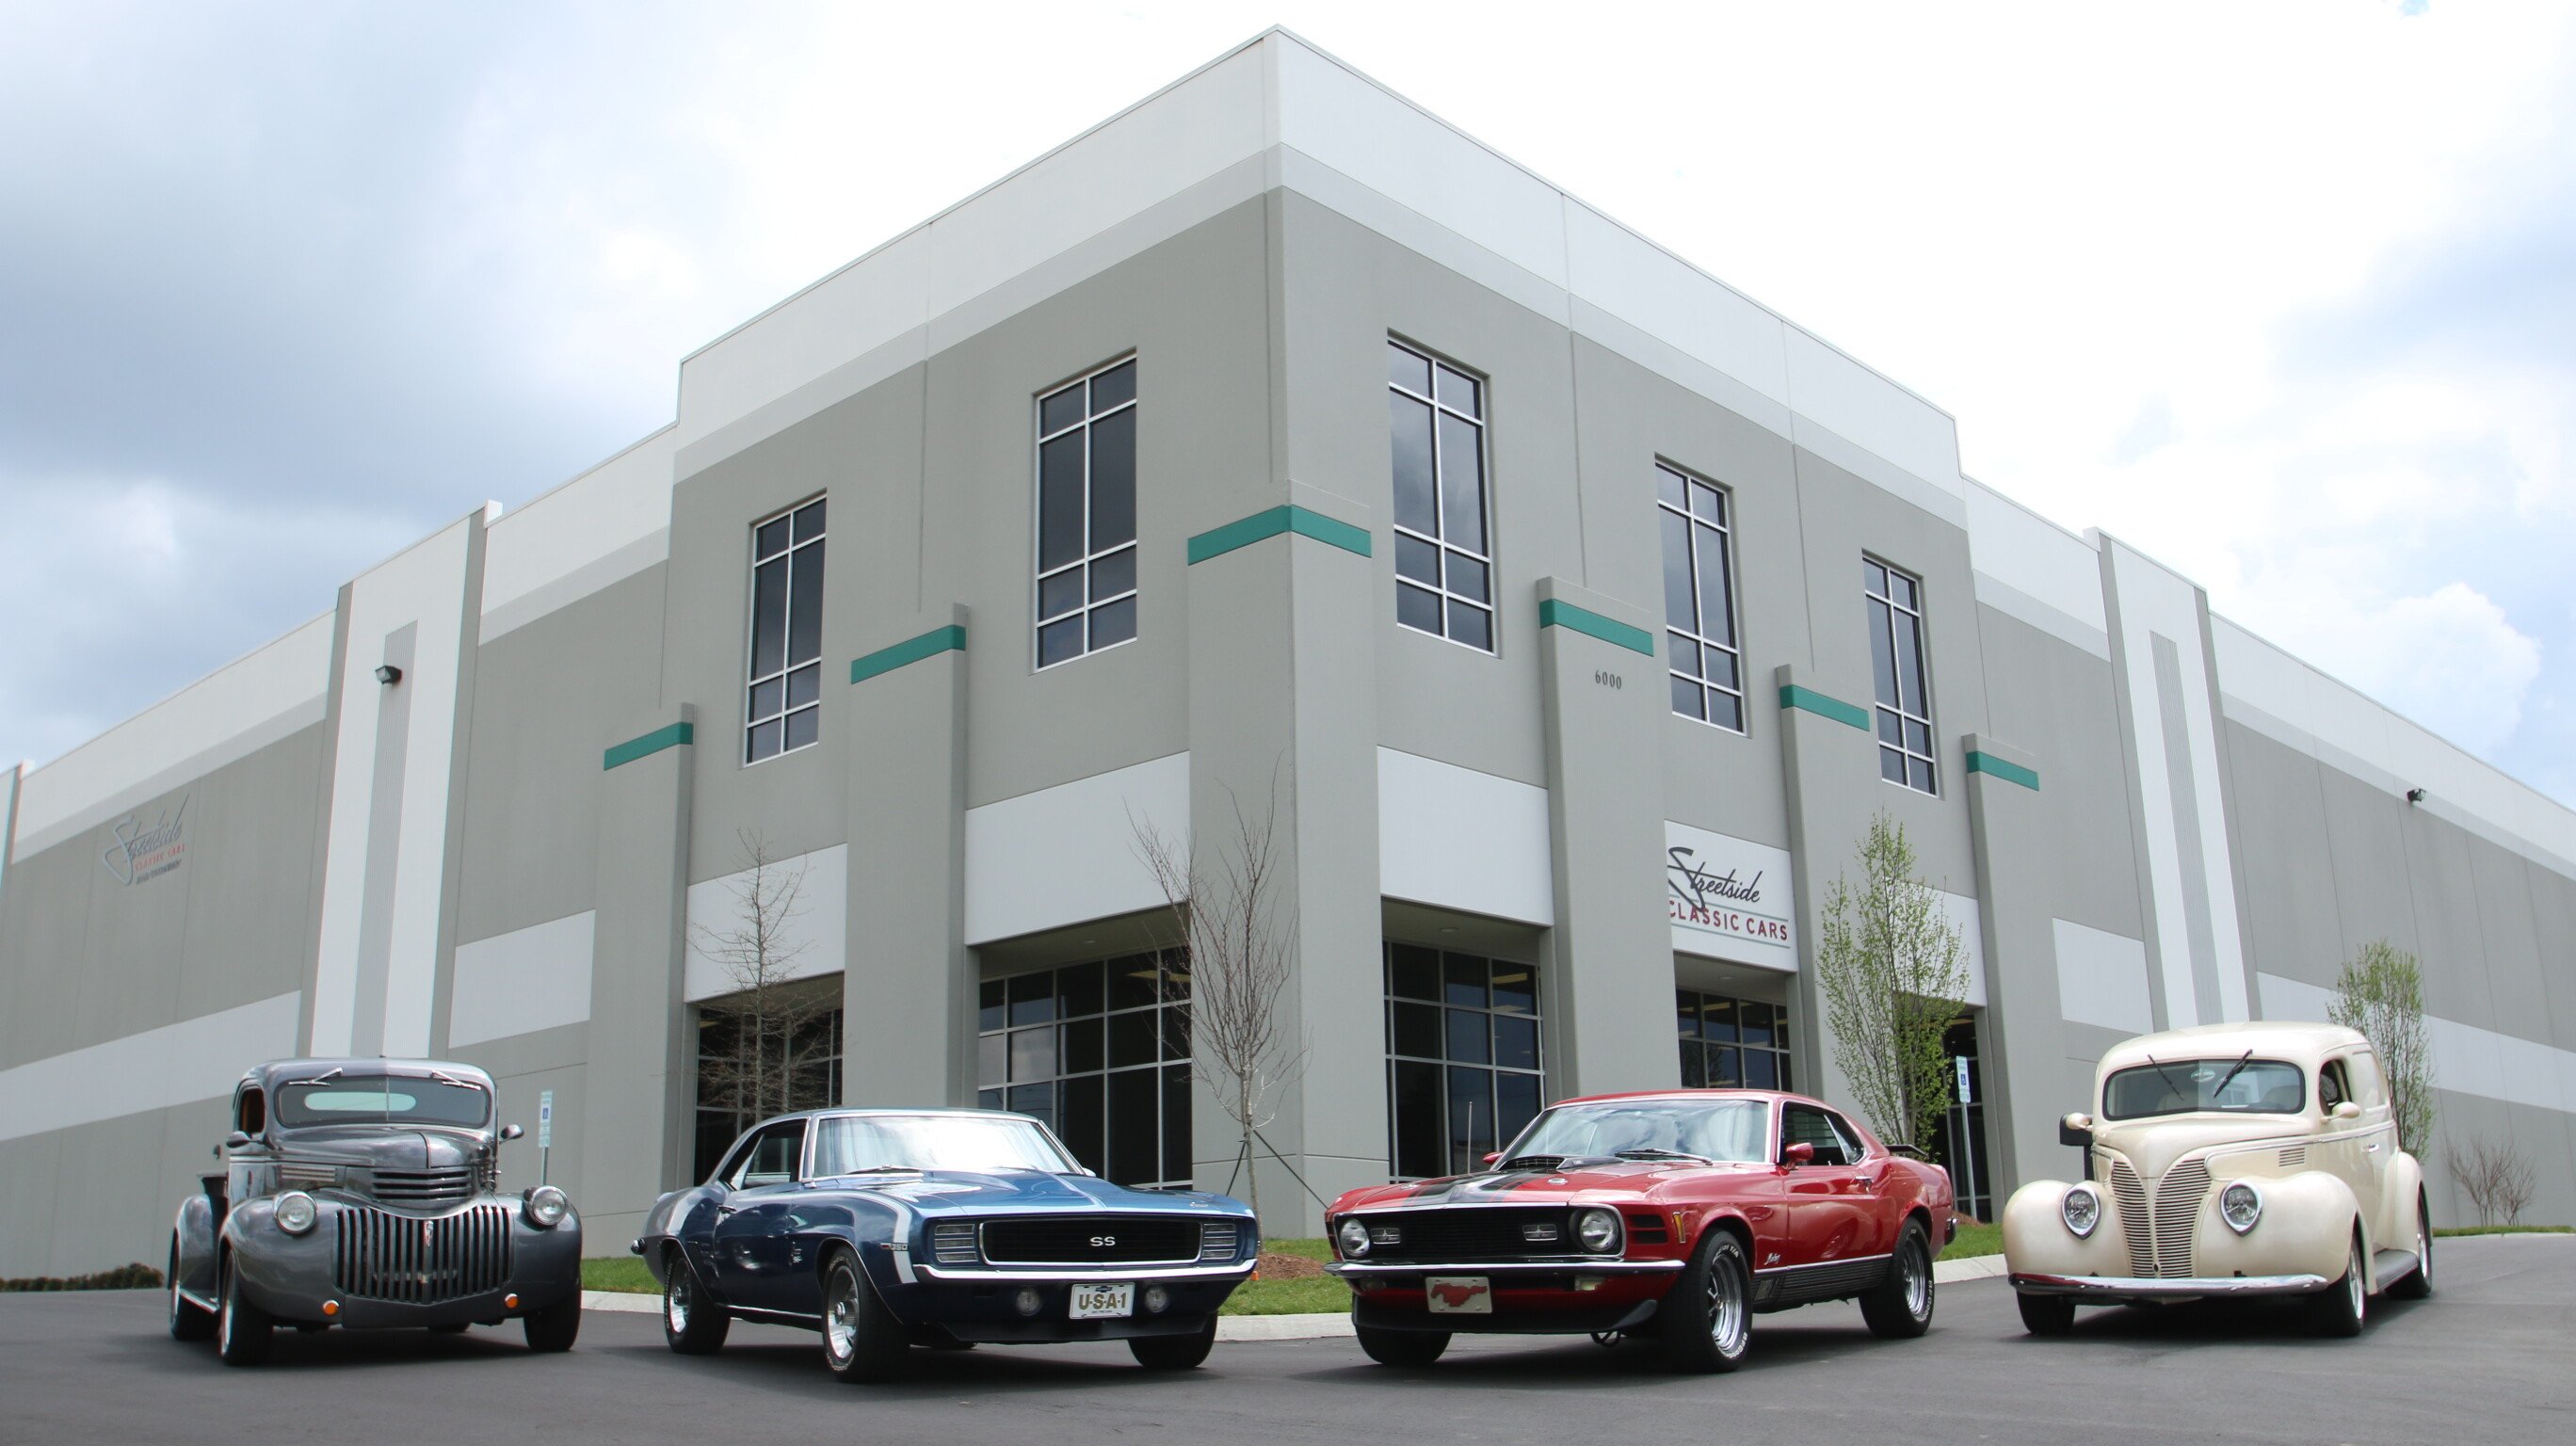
[366,1165,477,1211]
[332,1204,512,1304]
[2153,1162,2209,1277]
[2108,1162,2156,1277]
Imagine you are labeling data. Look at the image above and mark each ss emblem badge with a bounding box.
[1091,1235,1117,1248]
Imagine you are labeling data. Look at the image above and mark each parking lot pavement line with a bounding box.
[1933,1253,2005,1284]
[584,1291,660,1314]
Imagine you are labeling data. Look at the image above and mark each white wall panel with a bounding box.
[1377,748,1554,925]
[1562,201,1791,407]
[2260,972,2576,1114]
[964,754,1189,946]
[448,911,596,1047]
[480,427,674,638]
[0,992,301,1143]
[2053,919,2155,1036]
[684,844,847,1004]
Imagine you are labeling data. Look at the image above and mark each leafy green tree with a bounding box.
[1814,813,1972,1153]
[2327,939,2437,1153]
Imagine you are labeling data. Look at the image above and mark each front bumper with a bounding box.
[882,1261,1254,1344]
[2009,1271,2332,1300]
[1327,1259,1683,1281]
[1329,1259,1680,1335]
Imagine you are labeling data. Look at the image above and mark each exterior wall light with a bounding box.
[2405,787,2426,804]
[376,665,403,685]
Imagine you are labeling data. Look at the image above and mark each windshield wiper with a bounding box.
[840,1165,925,1174]
[282,1068,343,1088]
[2208,1050,2257,1102]
[1615,1149,1715,1165]
[426,1068,471,1089]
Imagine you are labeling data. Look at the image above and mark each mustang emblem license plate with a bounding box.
[1069,1283,1135,1320]
[1425,1276,1492,1313]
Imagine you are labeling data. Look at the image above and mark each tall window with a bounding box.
[1865,559,1936,793]
[693,998,843,1181]
[1385,944,1541,1177]
[976,956,1190,1188]
[1388,340,1493,651]
[745,497,826,763]
[1657,464,1744,731]
[1036,358,1138,668]
[1677,989,1793,1091]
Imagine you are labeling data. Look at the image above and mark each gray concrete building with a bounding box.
[5,30,2572,1275]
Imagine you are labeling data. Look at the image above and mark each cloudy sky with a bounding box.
[4,1,2571,803]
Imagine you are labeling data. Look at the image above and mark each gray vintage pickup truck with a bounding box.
[168,1058,583,1364]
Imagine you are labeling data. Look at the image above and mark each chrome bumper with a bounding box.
[913,1261,1255,1285]
[1328,1259,1685,1280]
[2011,1271,2331,1299]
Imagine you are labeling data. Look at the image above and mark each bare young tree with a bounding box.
[692,830,839,1122]
[1133,782,1307,1222]
[2448,1133,2536,1228]
[1813,812,1972,1155]
[2326,939,2438,1155]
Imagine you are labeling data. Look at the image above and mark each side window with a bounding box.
[1035,358,1139,668]
[234,1087,266,1135]
[2345,1051,2388,1109]
[2317,1060,2350,1111]
[728,1120,808,1188]
[1781,1104,1849,1165]
[1825,1111,1870,1165]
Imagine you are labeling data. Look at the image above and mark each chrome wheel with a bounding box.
[1705,1244,1747,1356]
[824,1264,860,1365]
[2345,1239,2367,1318]
[1903,1240,1930,1318]
[665,1271,693,1335]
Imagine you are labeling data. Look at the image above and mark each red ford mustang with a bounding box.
[1325,1089,1956,1372]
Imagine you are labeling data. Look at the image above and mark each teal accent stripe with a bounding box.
[1779,684,1871,731]
[1537,598,1656,657]
[1967,750,2041,791]
[851,625,968,684]
[1187,506,1372,565]
[604,722,693,771]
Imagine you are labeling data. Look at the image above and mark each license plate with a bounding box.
[1425,1276,1492,1314]
[1069,1283,1134,1320]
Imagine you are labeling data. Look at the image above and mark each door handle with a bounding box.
[2366,1144,2383,1153]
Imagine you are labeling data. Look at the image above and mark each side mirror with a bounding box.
[1481,1152,1503,1167]
[500,1124,525,1141]
[2059,1113,2095,1149]
[224,1131,254,1151]
[1780,1142,1815,1167]
[2331,1101,2361,1121]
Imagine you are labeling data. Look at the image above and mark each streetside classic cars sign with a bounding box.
[1665,820,1795,967]
[100,795,189,887]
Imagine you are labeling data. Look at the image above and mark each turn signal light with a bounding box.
[505,1293,520,1309]
[321,1300,340,1317]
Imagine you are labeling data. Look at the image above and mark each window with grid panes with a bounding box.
[1387,341,1494,651]
[1657,463,1744,731]
[1036,359,1138,668]
[745,498,825,763]
[1864,558,1937,793]
[1385,944,1541,1177]
[692,1004,843,1182]
[975,956,1191,1188]
[1676,989,1793,1092]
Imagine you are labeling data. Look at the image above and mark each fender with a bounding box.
[171,1185,222,1309]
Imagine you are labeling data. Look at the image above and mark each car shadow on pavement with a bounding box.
[590,1333,1235,1399]
[2014,1293,2431,1347]
[153,1326,555,1372]
[1291,1317,1901,1387]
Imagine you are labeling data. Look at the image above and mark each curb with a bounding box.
[584,1291,660,1315]
[1933,1252,2006,1284]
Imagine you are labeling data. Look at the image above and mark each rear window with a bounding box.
[2102,1058,2303,1120]
[274,1075,491,1129]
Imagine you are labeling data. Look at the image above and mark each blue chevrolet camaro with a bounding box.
[634,1108,1260,1381]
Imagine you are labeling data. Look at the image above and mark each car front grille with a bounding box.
[2108,1157,2210,1278]
[1349,1208,1575,1262]
[980,1217,1203,1265]
[332,1204,513,1304]
[365,1165,478,1211]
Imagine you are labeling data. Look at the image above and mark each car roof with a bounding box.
[243,1058,496,1090]
[1550,1088,1816,1110]
[2097,1021,2368,1075]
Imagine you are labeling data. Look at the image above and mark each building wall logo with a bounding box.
[102,795,188,886]
[1666,844,1793,951]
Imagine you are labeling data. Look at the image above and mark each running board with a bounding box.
[2373,1247,2420,1286]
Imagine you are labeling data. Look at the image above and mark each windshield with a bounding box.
[808,1114,1076,1177]
[2102,1058,2305,1120]
[1500,1099,1770,1165]
[273,1074,491,1129]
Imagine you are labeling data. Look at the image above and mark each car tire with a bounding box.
[2015,1291,2076,1336]
[1657,1226,1754,1374]
[523,1296,581,1353]
[661,1250,731,1356]
[2309,1229,2368,1338]
[1354,1323,1449,1367]
[2386,1191,2433,1301]
[1859,1219,1936,1340]
[168,1236,215,1342]
[1129,1317,1218,1371]
[216,1254,272,1367]
[428,1323,470,1335]
[819,1248,911,1384]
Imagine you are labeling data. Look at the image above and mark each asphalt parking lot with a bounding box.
[4,1236,2569,1445]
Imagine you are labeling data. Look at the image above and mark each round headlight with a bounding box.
[1335,1217,1372,1258]
[1574,1207,1622,1255]
[274,1191,317,1236]
[2220,1181,2262,1235]
[524,1184,570,1229]
[2061,1185,2101,1239]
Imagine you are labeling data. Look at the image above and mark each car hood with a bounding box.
[804,1168,1250,1218]
[1334,1158,1768,1212]
[270,1125,485,1171]
[2091,1114,2316,1181]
